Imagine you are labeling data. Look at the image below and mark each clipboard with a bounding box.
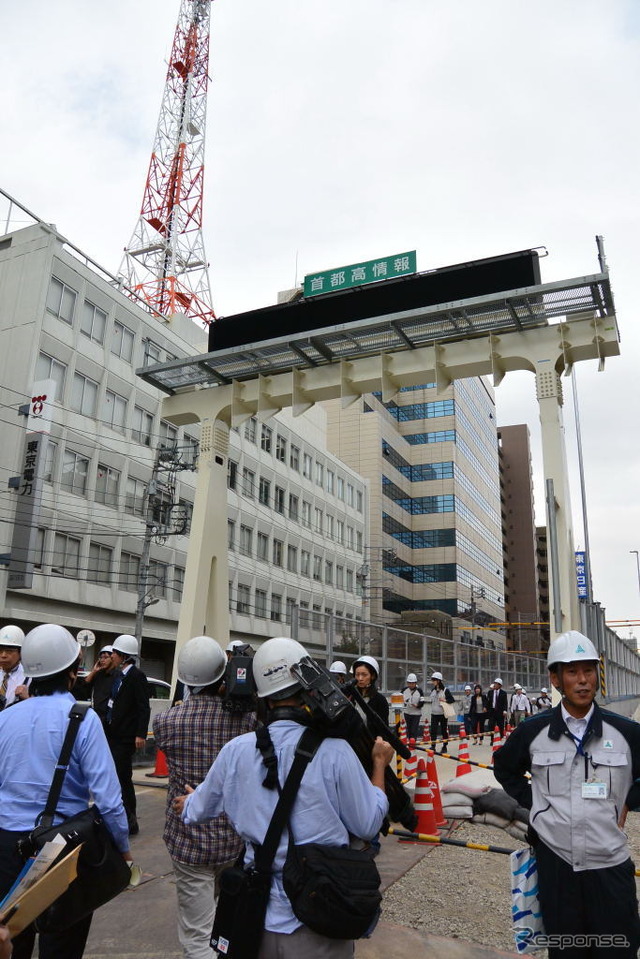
[0,845,81,938]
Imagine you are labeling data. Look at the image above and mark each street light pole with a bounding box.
[631,550,640,598]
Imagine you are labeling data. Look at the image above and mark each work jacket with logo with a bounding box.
[494,702,640,871]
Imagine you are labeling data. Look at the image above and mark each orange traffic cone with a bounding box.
[422,717,430,743]
[146,747,169,778]
[413,760,439,836]
[492,729,503,758]
[456,731,472,777]
[404,738,418,779]
[398,716,408,745]
[425,749,447,826]
[505,723,513,740]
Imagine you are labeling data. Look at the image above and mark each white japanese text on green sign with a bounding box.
[303,251,417,298]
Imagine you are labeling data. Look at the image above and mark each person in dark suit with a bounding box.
[487,677,508,738]
[105,634,150,836]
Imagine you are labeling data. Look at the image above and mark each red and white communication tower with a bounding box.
[120,0,215,325]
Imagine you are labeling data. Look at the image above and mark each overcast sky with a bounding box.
[1,0,638,637]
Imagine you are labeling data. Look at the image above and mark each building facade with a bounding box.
[324,376,506,648]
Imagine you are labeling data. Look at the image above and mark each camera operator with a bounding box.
[174,637,394,958]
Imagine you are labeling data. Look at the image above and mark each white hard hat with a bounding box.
[112,634,139,658]
[353,655,379,678]
[178,635,226,687]
[253,637,308,700]
[494,677,503,685]
[226,640,245,653]
[22,624,79,679]
[547,631,599,669]
[464,684,472,690]
[541,687,548,693]
[0,624,25,648]
[407,673,418,683]
[521,688,527,694]
[99,645,113,654]
[513,683,522,690]
[329,660,347,675]
[431,671,443,681]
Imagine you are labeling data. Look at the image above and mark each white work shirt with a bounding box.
[183,719,389,933]
[0,661,26,708]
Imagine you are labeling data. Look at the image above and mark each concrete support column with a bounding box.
[536,366,580,637]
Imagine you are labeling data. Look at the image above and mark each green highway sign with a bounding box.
[303,250,417,298]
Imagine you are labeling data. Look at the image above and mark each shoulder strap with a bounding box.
[39,702,91,828]
[253,727,322,875]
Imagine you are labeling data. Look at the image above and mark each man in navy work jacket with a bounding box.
[494,630,640,958]
[174,636,394,959]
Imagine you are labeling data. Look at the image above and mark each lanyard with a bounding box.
[567,730,596,781]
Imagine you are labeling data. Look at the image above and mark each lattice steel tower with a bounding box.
[120,0,215,325]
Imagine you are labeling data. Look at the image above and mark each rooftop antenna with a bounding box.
[120,0,216,326]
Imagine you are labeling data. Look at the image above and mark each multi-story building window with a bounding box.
[61,449,89,496]
[356,490,363,513]
[242,468,255,498]
[87,543,112,584]
[326,514,334,539]
[313,555,322,581]
[255,589,267,618]
[173,566,185,601]
[52,533,80,577]
[42,441,57,483]
[314,507,323,533]
[325,560,333,585]
[111,320,134,362]
[120,552,140,591]
[337,476,345,500]
[273,539,283,567]
[271,593,282,622]
[159,420,178,449]
[36,353,67,399]
[336,565,344,588]
[125,476,146,515]
[274,486,285,514]
[347,483,354,507]
[356,530,363,552]
[182,434,199,468]
[260,424,272,453]
[244,417,257,443]
[336,520,344,545]
[228,519,236,550]
[149,560,168,598]
[287,544,298,573]
[46,276,76,324]
[289,445,300,471]
[326,469,335,494]
[303,453,312,479]
[70,372,98,417]
[142,339,163,366]
[288,493,299,521]
[239,525,253,556]
[132,406,154,446]
[237,584,251,614]
[315,461,324,486]
[81,302,107,343]
[275,435,286,462]
[102,390,127,433]
[301,550,310,577]
[258,477,271,506]
[228,460,238,490]
[95,464,120,507]
[345,568,354,591]
[347,526,354,549]
[301,501,312,528]
[257,532,269,561]
[286,597,297,625]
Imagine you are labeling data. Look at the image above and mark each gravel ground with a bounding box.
[382,781,640,955]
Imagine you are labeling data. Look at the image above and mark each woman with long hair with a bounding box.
[429,671,455,754]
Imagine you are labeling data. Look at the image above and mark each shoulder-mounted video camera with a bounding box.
[222,643,257,714]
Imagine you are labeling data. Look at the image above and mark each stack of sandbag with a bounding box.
[441,771,529,841]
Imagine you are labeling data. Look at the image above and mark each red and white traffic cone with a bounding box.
[398,715,408,745]
[456,731,472,777]
[425,750,447,826]
[492,729,504,758]
[413,760,439,836]
[422,717,430,743]
[404,738,418,779]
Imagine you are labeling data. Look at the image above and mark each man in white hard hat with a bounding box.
[329,660,348,685]
[487,676,508,738]
[494,630,640,957]
[0,624,27,710]
[174,637,395,958]
[154,636,257,959]
[74,645,115,727]
[536,687,552,711]
[106,634,151,836]
[0,624,130,958]
[401,673,424,741]
[509,684,531,726]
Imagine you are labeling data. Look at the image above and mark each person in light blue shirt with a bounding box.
[175,637,393,959]
[0,624,130,959]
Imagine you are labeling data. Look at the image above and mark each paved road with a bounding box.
[81,749,517,958]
